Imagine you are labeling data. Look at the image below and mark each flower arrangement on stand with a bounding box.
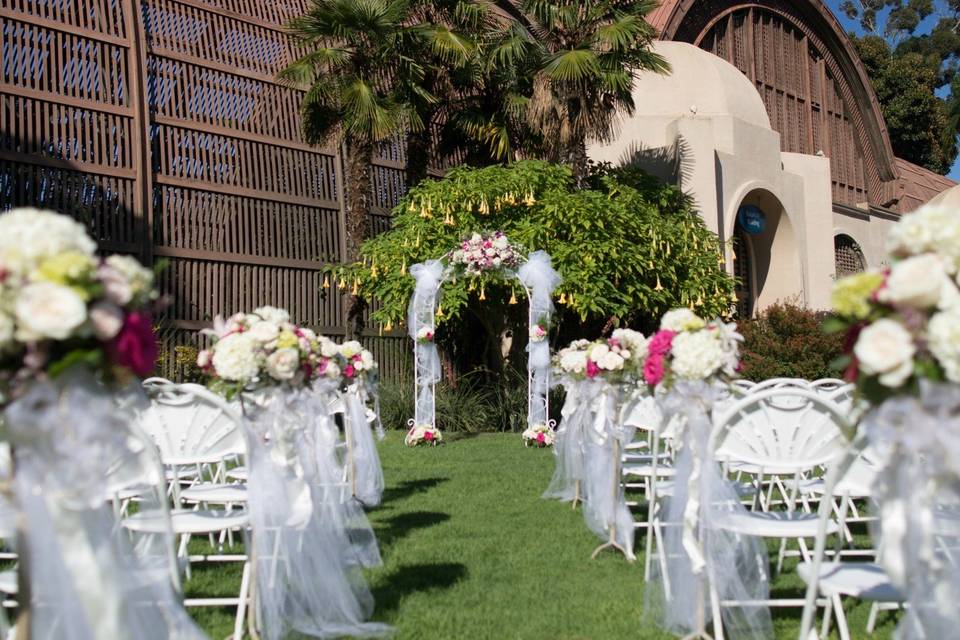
[0,208,161,399]
[416,327,434,344]
[0,208,205,639]
[196,306,332,397]
[448,231,520,275]
[823,202,960,638]
[405,423,443,446]
[642,308,741,391]
[522,422,555,447]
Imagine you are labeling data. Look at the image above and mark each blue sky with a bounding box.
[822,1,960,179]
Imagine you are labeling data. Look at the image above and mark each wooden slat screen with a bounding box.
[0,0,411,382]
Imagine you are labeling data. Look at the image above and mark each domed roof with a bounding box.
[628,41,771,129]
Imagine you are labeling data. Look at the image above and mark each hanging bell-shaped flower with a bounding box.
[322,274,330,289]
[509,290,517,305]
[351,279,359,295]
[654,276,664,291]
[479,284,486,301]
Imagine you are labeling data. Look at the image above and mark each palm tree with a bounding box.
[280,0,475,334]
[489,0,669,185]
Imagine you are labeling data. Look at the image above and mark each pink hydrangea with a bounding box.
[643,353,666,386]
[648,330,676,356]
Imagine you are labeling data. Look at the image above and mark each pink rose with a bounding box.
[648,330,676,356]
[424,430,434,442]
[317,358,329,375]
[197,349,212,369]
[536,432,545,443]
[106,311,157,377]
[344,364,356,378]
[643,353,665,387]
[586,360,600,378]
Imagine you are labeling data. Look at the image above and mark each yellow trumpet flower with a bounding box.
[322,274,330,289]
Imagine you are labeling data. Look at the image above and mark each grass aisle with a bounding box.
[366,433,667,639]
[191,433,896,638]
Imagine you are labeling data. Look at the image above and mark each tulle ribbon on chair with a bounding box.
[543,380,590,502]
[517,251,562,428]
[408,260,447,429]
[582,382,636,560]
[646,380,772,640]
[343,383,385,507]
[862,382,960,640]
[4,368,204,639]
[243,388,390,640]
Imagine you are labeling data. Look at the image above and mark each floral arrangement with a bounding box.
[448,231,520,276]
[197,306,338,396]
[416,327,434,344]
[405,423,443,447]
[522,423,555,447]
[0,208,160,398]
[829,202,960,403]
[643,308,742,389]
[336,340,379,388]
[529,322,548,343]
[554,328,648,384]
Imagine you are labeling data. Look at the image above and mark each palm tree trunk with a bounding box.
[568,137,589,188]
[405,128,432,190]
[343,137,374,338]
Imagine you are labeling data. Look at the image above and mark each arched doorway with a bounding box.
[733,227,754,318]
[834,234,866,277]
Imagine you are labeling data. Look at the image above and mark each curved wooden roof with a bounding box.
[648,0,903,207]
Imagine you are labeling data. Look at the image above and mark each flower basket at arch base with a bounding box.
[522,423,555,448]
[405,423,443,447]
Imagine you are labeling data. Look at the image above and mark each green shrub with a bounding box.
[378,373,497,433]
[738,303,844,382]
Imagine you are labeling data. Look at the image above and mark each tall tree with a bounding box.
[840,0,960,172]
[467,0,669,185]
[280,0,474,335]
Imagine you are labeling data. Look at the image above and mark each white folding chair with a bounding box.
[711,388,849,577]
[798,434,904,640]
[130,383,252,640]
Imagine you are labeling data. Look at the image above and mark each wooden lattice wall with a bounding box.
[698,7,870,207]
[0,0,410,381]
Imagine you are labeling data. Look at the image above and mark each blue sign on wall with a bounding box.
[737,205,766,235]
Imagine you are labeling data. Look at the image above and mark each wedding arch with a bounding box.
[406,232,561,436]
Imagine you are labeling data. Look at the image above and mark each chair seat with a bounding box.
[124,508,249,535]
[0,569,17,595]
[728,461,811,476]
[180,483,248,504]
[714,510,840,538]
[797,562,903,601]
[623,464,676,478]
[655,480,756,499]
[622,452,672,464]
[799,477,873,499]
[225,467,248,481]
[165,467,200,481]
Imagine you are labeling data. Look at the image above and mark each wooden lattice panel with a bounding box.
[0,0,411,380]
[834,235,865,278]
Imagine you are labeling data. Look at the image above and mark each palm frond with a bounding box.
[542,49,601,84]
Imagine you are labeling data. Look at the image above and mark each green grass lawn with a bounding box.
[189,433,898,639]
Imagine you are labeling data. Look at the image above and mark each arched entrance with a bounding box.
[731,189,803,314]
[834,234,866,277]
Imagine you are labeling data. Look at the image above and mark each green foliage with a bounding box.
[173,345,204,383]
[377,375,502,433]
[738,303,845,382]
[325,160,735,332]
[853,34,957,173]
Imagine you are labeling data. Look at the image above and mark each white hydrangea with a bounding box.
[928,308,960,383]
[887,204,960,271]
[660,308,706,333]
[670,330,724,380]
[0,208,96,277]
[597,350,625,371]
[248,321,280,344]
[253,306,290,325]
[340,340,363,359]
[319,336,338,358]
[559,349,588,374]
[212,332,261,381]
[611,328,648,361]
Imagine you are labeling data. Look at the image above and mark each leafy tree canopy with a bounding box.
[324,161,735,335]
[841,1,960,172]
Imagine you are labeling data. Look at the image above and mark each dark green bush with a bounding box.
[738,303,844,382]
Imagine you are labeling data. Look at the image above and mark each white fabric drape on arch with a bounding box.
[517,251,562,428]
[407,260,446,429]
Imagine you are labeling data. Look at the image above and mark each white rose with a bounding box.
[0,208,96,277]
[248,321,280,344]
[928,308,960,383]
[560,350,587,374]
[470,233,482,243]
[197,349,212,368]
[89,301,124,340]
[854,319,915,388]
[361,350,375,370]
[670,330,724,380]
[611,328,648,360]
[323,360,341,379]
[212,332,260,381]
[300,327,317,343]
[589,343,610,362]
[660,308,705,332]
[266,347,300,381]
[99,263,133,306]
[319,336,338,358]
[598,351,625,371]
[14,282,87,341]
[253,306,290,325]
[879,254,947,308]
